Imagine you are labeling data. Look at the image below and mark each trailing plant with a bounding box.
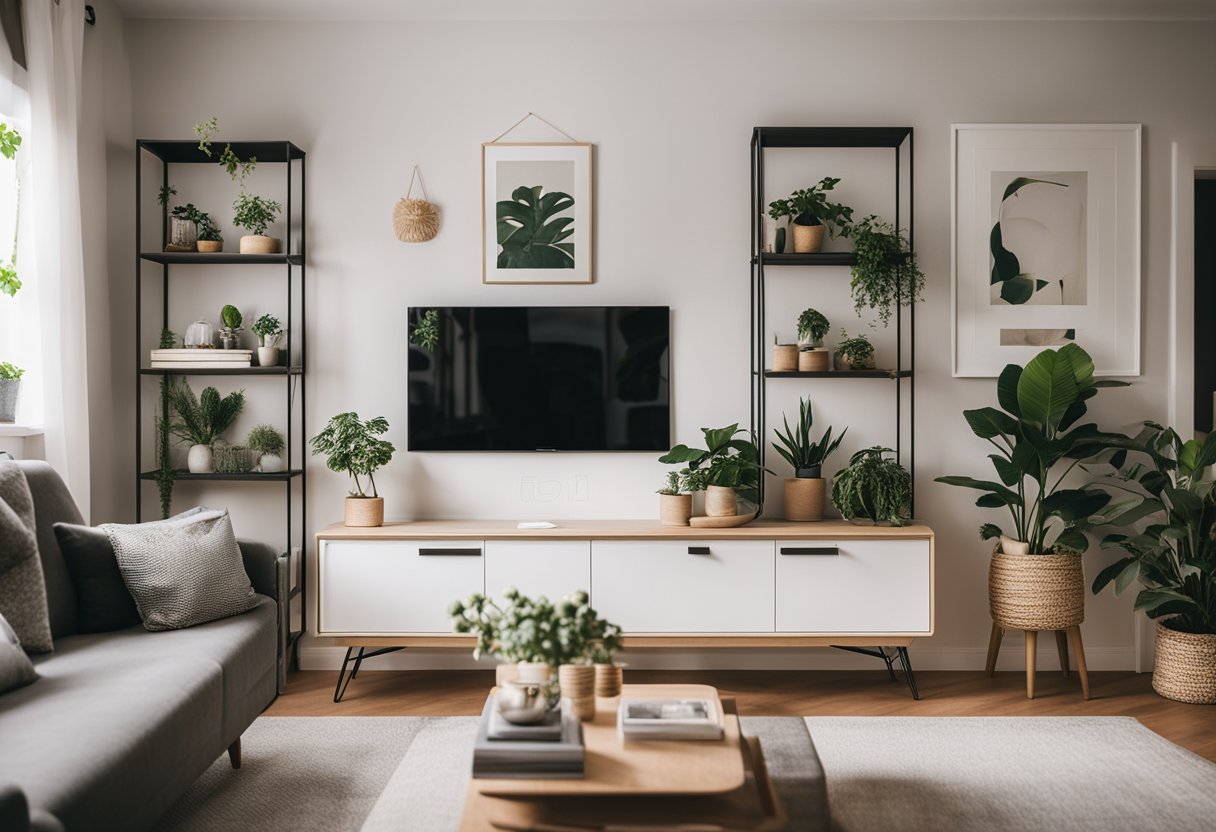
[0,122,21,298]
[0,361,24,380]
[835,330,874,366]
[848,215,924,327]
[449,588,621,667]
[832,447,912,525]
[796,308,830,346]
[167,382,245,447]
[155,329,177,517]
[773,177,854,236]
[496,185,575,269]
[1091,424,1216,635]
[772,396,846,474]
[193,117,257,185]
[935,343,1135,555]
[247,424,286,457]
[310,412,395,499]
[252,314,283,347]
[410,308,440,352]
[659,424,769,505]
[193,116,218,156]
[158,184,177,208]
[232,192,281,237]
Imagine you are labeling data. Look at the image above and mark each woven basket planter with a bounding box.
[1153,622,1216,704]
[989,551,1085,631]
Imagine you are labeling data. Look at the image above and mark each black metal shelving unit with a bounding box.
[134,139,307,671]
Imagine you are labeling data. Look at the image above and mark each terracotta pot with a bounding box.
[705,485,738,517]
[558,664,596,721]
[187,443,213,473]
[772,344,798,372]
[594,663,623,698]
[344,496,384,528]
[196,240,222,253]
[257,346,281,367]
[783,477,825,521]
[988,549,1084,631]
[798,348,829,372]
[792,224,825,253]
[1153,621,1216,704]
[239,235,281,254]
[659,493,692,526]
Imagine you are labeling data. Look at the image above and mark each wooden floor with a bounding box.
[267,668,1216,761]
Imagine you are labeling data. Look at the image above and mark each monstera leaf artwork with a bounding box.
[496,185,575,269]
[989,177,1067,304]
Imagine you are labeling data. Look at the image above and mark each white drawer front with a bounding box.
[775,539,931,634]
[319,540,484,634]
[591,540,774,633]
[485,541,592,604]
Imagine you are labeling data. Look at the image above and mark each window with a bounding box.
[0,113,38,425]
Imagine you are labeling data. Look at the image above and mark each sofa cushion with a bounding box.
[52,524,141,633]
[0,463,53,653]
[0,610,36,693]
[13,462,85,640]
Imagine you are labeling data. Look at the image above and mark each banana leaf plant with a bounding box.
[771,396,846,477]
[496,185,575,269]
[990,177,1067,304]
[935,343,1135,554]
[1090,425,1216,634]
[659,423,770,506]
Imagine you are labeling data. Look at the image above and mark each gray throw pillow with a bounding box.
[0,462,53,653]
[101,509,258,631]
[0,610,37,693]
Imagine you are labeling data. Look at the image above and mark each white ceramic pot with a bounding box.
[187,443,213,473]
[239,235,281,255]
[257,346,280,367]
[516,661,553,685]
[258,453,285,473]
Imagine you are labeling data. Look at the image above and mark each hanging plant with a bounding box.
[848,215,924,327]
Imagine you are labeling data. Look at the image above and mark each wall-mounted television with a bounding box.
[407,306,670,452]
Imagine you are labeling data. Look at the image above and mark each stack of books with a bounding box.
[150,349,253,369]
[472,695,584,779]
[617,697,725,741]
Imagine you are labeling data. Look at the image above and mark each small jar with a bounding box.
[185,320,213,349]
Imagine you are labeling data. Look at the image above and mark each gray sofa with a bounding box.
[0,461,286,832]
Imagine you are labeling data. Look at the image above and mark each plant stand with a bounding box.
[984,622,1089,700]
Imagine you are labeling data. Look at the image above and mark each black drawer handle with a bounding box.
[418,547,482,557]
[688,546,711,555]
[780,546,839,556]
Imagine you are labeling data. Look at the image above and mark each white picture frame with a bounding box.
[951,124,1141,376]
[482,142,594,284]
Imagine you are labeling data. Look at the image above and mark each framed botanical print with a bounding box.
[482,142,594,284]
[951,124,1141,376]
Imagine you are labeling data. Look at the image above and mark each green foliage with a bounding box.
[496,185,575,269]
[657,469,697,496]
[0,123,20,160]
[659,423,769,504]
[990,178,1067,304]
[772,396,846,473]
[252,314,283,347]
[158,184,177,208]
[935,343,1135,554]
[193,116,218,157]
[154,386,175,519]
[769,177,854,237]
[159,329,177,349]
[0,361,24,380]
[247,424,286,456]
[796,308,830,345]
[1090,424,1216,634]
[170,203,222,241]
[167,382,245,446]
[220,304,242,330]
[232,192,281,237]
[835,330,874,365]
[449,588,622,666]
[849,215,924,327]
[832,447,911,525]
[219,143,257,188]
[0,262,19,297]
[310,412,395,498]
[410,308,440,352]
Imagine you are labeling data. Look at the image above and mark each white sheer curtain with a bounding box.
[25,0,89,517]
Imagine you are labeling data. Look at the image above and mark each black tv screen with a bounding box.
[407,306,670,452]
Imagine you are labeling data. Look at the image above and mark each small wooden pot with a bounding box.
[558,664,597,721]
[798,348,829,372]
[783,477,825,521]
[196,240,222,253]
[344,496,385,528]
[772,344,799,372]
[792,224,825,253]
[989,550,1084,631]
[705,485,738,517]
[594,663,623,698]
[659,493,692,526]
[1153,622,1216,704]
[239,235,281,254]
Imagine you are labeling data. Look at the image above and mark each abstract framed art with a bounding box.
[951,124,1141,376]
[482,142,594,284]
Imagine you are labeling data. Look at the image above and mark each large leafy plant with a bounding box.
[310,412,395,498]
[832,447,911,525]
[935,343,1132,554]
[1091,425,1216,634]
[167,382,245,446]
[496,185,575,269]
[772,396,846,474]
[990,177,1068,305]
[449,589,621,667]
[849,215,924,327]
[659,424,767,504]
[769,176,854,236]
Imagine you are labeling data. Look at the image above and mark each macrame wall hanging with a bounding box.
[393,165,439,243]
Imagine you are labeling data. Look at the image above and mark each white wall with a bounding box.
[106,17,1215,671]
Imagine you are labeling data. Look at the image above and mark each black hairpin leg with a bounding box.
[896,646,920,700]
[832,645,899,682]
[831,645,919,698]
[333,646,405,703]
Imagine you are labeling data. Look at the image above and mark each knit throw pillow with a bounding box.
[0,462,53,653]
[0,610,37,693]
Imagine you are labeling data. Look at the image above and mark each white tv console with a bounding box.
[315,518,935,701]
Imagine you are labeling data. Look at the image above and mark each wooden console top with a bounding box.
[317,518,933,541]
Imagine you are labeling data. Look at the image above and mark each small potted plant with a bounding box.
[834,329,876,371]
[832,446,911,525]
[656,469,693,526]
[234,192,283,254]
[796,307,830,372]
[310,412,395,527]
[218,304,243,350]
[0,361,23,423]
[196,212,223,253]
[660,424,767,518]
[766,197,792,253]
[252,314,284,367]
[166,381,245,473]
[167,202,199,252]
[772,396,846,521]
[849,214,925,326]
[777,177,854,253]
[247,424,286,473]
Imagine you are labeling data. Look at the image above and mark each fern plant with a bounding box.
[167,382,245,446]
[849,215,924,327]
[831,446,911,525]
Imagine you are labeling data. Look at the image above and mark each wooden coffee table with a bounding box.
[459,684,787,831]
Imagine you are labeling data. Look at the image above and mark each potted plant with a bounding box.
[166,202,199,252]
[251,314,284,367]
[766,197,792,254]
[233,192,283,254]
[832,447,911,525]
[166,381,246,473]
[849,214,925,327]
[660,424,767,518]
[247,424,286,473]
[796,307,830,372]
[656,470,693,526]
[774,177,854,253]
[590,634,624,699]
[834,329,876,370]
[195,211,223,253]
[935,344,1130,654]
[1091,424,1216,704]
[310,412,395,527]
[218,304,243,350]
[0,361,23,423]
[773,397,846,521]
